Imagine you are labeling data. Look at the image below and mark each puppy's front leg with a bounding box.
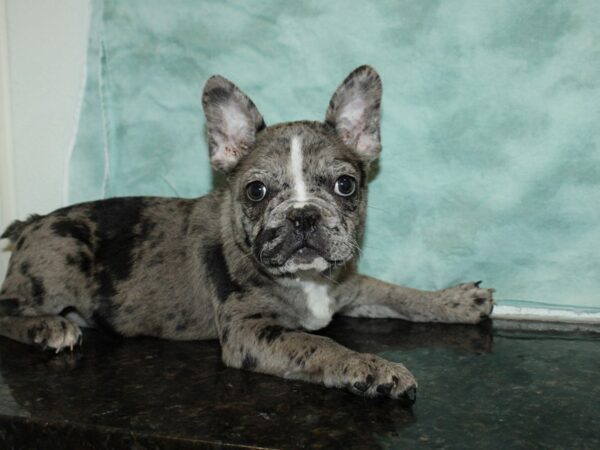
[336,274,494,324]
[215,297,417,402]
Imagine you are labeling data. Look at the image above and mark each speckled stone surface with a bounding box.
[0,318,598,449]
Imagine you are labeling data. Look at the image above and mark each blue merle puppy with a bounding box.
[0,66,494,403]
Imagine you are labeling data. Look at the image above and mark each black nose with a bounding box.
[288,206,320,234]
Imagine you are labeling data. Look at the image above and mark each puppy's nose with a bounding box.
[288,206,320,234]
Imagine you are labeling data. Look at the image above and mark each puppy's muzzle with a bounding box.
[288,205,320,239]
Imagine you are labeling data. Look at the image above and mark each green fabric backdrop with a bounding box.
[68,0,600,308]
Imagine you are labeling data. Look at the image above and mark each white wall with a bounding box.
[0,0,90,283]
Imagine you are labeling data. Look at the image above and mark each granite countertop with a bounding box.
[0,317,599,449]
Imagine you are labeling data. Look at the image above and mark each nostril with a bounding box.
[288,208,320,233]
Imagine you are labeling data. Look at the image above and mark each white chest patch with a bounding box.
[299,280,334,330]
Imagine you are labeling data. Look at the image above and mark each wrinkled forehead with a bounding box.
[236,122,362,182]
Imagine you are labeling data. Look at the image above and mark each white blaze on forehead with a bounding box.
[289,135,307,203]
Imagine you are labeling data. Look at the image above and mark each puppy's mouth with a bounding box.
[252,224,351,275]
[290,245,320,263]
[259,242,338,274]
[282,246,330,274]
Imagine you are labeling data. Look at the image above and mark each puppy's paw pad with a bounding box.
[401,386,417,404]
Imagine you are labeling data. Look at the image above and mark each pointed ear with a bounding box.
[325,65,382,162]
[202,75,266,173]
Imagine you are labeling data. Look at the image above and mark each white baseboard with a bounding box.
[492,302,600,324]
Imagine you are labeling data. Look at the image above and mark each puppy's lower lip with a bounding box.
[292,247,320,263]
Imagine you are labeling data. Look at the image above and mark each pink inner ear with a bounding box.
[210,102,254,171]
[219,103,251,143]
[339,97,367,124]
[211,144,247,172]
[356,133,380,157]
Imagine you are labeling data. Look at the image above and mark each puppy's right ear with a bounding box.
[202,76,266,173]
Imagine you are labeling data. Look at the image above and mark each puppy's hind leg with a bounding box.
[0,312,82,353]
[0,296,82,352]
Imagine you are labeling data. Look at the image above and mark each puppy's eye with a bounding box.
[334,176,356,197]
[246,181,267,202]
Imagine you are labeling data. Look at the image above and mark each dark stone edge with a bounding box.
[0,414,274,450]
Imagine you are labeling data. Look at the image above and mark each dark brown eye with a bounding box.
[246,181,267,202]
[334,176,356,197]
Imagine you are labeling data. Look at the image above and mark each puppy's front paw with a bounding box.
[28,317,83,353]
[439,281,495,324]
[325,353,417,403]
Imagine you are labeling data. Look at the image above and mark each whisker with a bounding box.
[319,269,340,285]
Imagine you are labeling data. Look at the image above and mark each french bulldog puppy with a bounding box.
[0,66,494,403]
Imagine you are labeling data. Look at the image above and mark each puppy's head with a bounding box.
[202,66,382,276]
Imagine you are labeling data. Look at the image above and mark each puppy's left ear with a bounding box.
[202,75,266,173]
[325,65,382,162]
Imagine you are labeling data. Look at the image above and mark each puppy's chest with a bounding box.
[296,281,334,331]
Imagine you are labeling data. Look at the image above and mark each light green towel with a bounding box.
[68,0,600,308]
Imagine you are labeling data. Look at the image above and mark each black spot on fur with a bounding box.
[30,276,45,305]
[305,346,317,357]
[88,198,152,317]
[20,262,30,275]
[0,298,19,315]
[78,252,92,276]
[474,297,486,305]
[205,86,229,103]
[205,244,242,302]
[221,326,229,345]
[241,353,257,370]
[65,251,92,276]
[51,219,92,249]
[166,312,176,321]
[245,313,264,320]
[175,322,188,331]
[257,325,286,343]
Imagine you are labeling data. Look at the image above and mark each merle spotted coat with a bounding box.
[0,66,494,403]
